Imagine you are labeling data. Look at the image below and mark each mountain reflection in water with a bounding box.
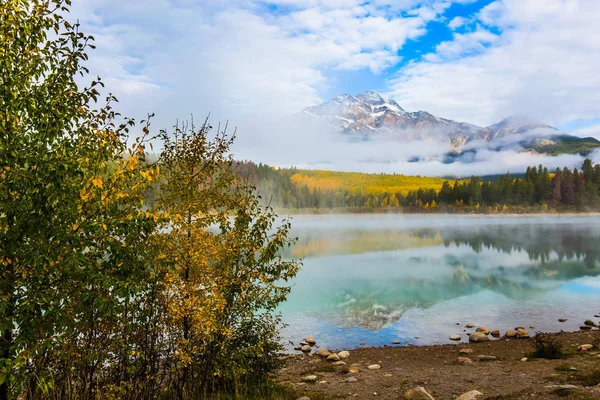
[278,215,600,349]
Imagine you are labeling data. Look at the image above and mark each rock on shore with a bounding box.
[469,332,490,342]
[315,348,331,357]
[404,386,435,399]
[456,390,484,400]
[505,330,517,338]
[516,328,530,338]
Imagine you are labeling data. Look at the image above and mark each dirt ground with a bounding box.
[276,330,600,400]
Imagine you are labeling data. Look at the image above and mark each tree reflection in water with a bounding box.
[304,223,600,331]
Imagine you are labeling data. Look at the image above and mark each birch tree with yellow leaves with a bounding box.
[152,120,300,397]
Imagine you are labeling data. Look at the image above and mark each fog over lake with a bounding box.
[278,215,600,350]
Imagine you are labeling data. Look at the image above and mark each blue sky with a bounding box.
[72,0,600,128]
[321,0,497,100]
[70,0,600,174]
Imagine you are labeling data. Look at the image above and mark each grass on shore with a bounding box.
[197,380,330,400]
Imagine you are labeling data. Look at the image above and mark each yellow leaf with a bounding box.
[92,176,103,188]
[128,157,138,171]
[80,189,91,202]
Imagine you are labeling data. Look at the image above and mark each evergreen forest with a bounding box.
[237,160,600,213]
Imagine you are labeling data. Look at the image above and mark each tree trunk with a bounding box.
[0,279,14,400]
[180,210,193,396]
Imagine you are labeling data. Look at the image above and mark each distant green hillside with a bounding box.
[528,135,600,156]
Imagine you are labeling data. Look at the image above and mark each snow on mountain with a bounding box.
[299,91,600,159]
[482,115,557,140]
[301,90,485,148]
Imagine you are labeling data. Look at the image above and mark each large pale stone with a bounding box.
[516,328,530,338]
[455,390,484,400]
[476,327,490,335]
[404,386,435,400]
[337,350,350,359]
[314,348,332,357]
[457,357,473,365]
[505,330,517,338]
[469,332,490,343]
[326,353,340,362]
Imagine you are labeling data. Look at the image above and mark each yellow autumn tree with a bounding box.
[2,2,300,399]
[152,119,301,397]
[0,1,163,398]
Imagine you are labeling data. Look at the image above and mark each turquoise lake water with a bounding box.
[278,214,600,350]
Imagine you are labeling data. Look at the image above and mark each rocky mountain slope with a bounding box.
[300,91,599,156]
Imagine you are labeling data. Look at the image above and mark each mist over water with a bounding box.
[278,215,600,351]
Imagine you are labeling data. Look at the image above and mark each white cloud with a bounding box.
[70,0,456,130]
[571,125,600,140]
[447,16,466,29]
[230,114,596,177]
[423,26,500,62]
[388,0,600,127]
[66,0,600,176]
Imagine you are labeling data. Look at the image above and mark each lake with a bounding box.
[278,214,600,351]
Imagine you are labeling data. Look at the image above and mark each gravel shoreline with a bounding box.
[278,329,600,400]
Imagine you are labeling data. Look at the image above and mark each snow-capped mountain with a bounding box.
[301,90,483,148]
[481,115,557,140]
[300,90,599,157]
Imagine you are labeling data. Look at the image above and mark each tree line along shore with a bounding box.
[236,160,600,213]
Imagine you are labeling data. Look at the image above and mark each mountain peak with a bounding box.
[492,114,545,128]
[334,93,355,101]
[485,114,557,139]
[298,91,598,159]
[356,90,385,105]
[300,90,480,142]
